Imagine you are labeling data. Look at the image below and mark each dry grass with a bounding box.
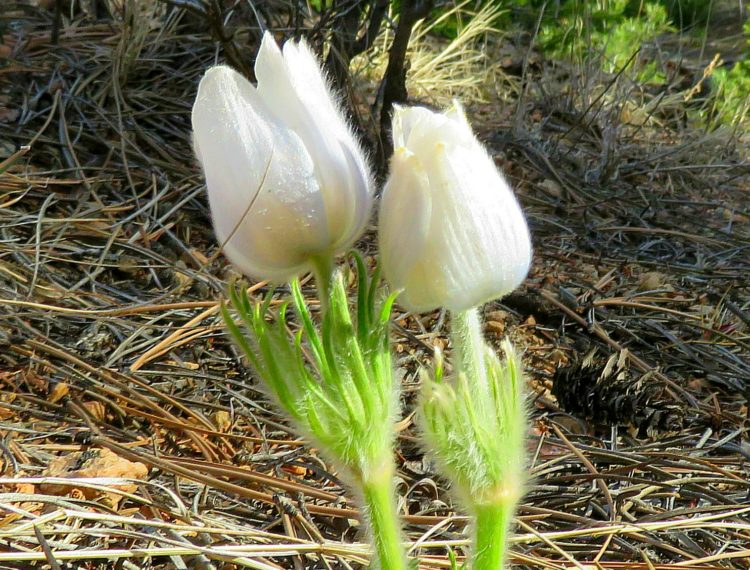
[1,1,749,568]
[352,1,512,107]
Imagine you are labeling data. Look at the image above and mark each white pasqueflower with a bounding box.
[191,32,373,282]
[379,103,532,312]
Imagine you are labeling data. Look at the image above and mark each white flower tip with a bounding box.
[256,30,284,70]
[446,99,465,118]
[259,30,276,49]
[200,64,236,86]
[193,66,251,116]
[292,35,316,61]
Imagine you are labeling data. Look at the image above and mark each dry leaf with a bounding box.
[82,401,107,422]
[0,483,43,526]
[25,371,48,393]
[41,448,148,507]
[0,391,16,421]
[48,382,69,404]
[189,248,209,265]
[538,178,562,199]
[214,410,231,432]
[281,464,307,477]
[0,108,19,122]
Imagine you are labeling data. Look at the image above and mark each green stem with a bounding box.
[359,461,408,570]
[451,309,488,391]
[310,255,335,312]
[472,502,513,570]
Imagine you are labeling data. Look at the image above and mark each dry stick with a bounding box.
[86,431,446,525]
[594,226,725,246]
[115,405,304,447]
[33,524,63,570]
[675,548,750,566]
[274,494,305,570]
[130,318,220,371]
[168,457,338,502]
[88,433,355,519]
[550,423,616,522]
[707,291,750,329]
[129,281,267,369]
[0,146,30,174]
[592,299,704,321]
[638,549,659,570]
[647,451,749,484]
[0,298,219,317]
[507,552,568,570]
[593,298,750,353]
[19,338,228,462]
[515,518,586,570]
[594,533,616,563]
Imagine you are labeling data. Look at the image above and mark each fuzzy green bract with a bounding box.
[221,256,399,480]
[420,315,527,570]
[421,339,527,506]
[221,256,409,570]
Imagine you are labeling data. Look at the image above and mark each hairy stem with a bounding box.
[310,255,335,312]
[451,309,488,391]
[473,502,513,570]
[358,461,408,570]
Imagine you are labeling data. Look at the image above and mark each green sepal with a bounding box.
[349,250,371,343]
[222,257,407,570]
[222,259,399,477]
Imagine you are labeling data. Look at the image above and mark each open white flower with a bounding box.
[192,32,373,282]
[379,103,531,312]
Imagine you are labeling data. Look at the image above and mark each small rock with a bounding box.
[486,309,510,322]
[486,321,505,335]
[538,179,562,199]
[638,272,666,291]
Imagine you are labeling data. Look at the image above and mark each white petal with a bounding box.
[282,39,349,141]
[380,103,532,312]
[191,65,274,247]
[282,39,372,249]
[379,148,433,310]
[437,145,531,311]
[253,33,301,127]
[191,65,328,281]
[255,32,372,251]
[442,101,478,148]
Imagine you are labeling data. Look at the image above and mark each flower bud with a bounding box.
[192,32,373,282]
[379,103,531,312]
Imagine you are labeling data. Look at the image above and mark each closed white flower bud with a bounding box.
[379,103,532,312]
[191,32,373,282]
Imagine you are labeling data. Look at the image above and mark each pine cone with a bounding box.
[552,348,684,436]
